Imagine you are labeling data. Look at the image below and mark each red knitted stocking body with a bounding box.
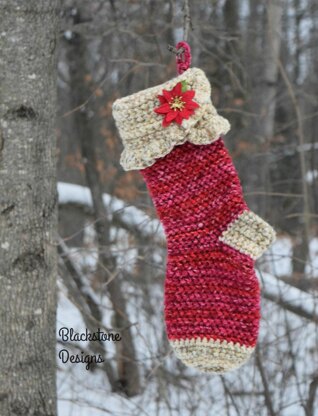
[141,138,274,373]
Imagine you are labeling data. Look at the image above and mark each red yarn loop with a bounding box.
[175,41,191,75]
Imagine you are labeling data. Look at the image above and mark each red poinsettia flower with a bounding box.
[154,81,200,127]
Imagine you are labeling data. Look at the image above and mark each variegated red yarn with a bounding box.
[176,41,192,74]
[141,139,261,348]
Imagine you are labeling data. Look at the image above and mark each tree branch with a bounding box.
[182,0,191,41]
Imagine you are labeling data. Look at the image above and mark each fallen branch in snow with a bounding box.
[58,182,318,323]
[58,182,165,247]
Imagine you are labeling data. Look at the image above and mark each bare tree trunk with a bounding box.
[247,0,283,140]
[0,1,59,415]
[263,1,283,140]
[65,7,141,397]
[246,0,283,216]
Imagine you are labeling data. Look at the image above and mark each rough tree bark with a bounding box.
[0,1,59,415]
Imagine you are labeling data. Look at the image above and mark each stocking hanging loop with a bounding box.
[175,41,191,74]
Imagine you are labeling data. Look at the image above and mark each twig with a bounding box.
[220,376,242,416]
[284,213,318,219]
[244,191,303,199]
[110,58,165,67]
[275,42,311,253]
[182,0,191,41]
[58,239,117,387]
[255,347,277,416]
[261,286,318,323]
[167,44,184,55]
[62,74,110,118]
[167,0,192,51]
[305,374,318,416]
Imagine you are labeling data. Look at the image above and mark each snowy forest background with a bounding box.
[56,1,318,415]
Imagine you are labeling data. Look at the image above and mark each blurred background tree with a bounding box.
[56,1,318,415]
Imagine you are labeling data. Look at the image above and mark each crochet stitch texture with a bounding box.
[112,68,276,373]
[112,68,230,170]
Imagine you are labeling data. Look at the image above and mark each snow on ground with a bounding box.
[57,182,318,415]
[58,182,164,242]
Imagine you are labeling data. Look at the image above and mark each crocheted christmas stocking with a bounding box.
[112,68,276,373]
